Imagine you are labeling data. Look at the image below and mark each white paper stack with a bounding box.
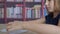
[25,0,33,2]
[7,0,14,2]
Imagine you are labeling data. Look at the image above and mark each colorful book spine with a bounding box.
[6,7,10,18]
[35,8,39,18]
[14,4,23,19]
[0,8,4,18]
[25,7,32,19]
[37,8,41,18]
[6,7,14,18]
[10,7,14,18]
[31,8,35,19]
[34,5,41,18]
[2,8,4,18]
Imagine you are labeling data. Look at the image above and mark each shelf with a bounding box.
[33,2,41,5]
[0,1,41,8]
[26,2,41,5]
[0,1,41,4]
[0,1,5,3]
[6,2,41,7]
[6,2,23,4]
[6,2,24,7]
[26,18,40,21]
[0,18,40,23]
[25,2,41,7]
[0,0,43,21]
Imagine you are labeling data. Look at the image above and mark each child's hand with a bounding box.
[7,22,24,31]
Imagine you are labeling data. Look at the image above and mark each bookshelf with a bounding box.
[0,0,45,23]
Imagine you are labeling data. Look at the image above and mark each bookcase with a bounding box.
[0,0,45,23]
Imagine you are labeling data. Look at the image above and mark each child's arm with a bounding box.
[23,23,60,34]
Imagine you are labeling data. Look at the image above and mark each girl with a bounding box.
[9,0,60,34]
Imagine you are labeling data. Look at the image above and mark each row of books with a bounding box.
[0,0,41,2]
[0,5,42,19]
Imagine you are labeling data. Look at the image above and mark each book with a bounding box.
[34,5,41,18]
[25,7,32,18]
[14,4,22,19]
[31,8,35,19]
[6,7,14,18]
[0,8,4,18]
[35,8,39,18]
[37,8,41,18]
[2,8,4,18]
